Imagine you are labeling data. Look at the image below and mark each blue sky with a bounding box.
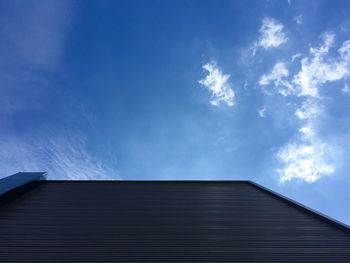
[1,0,350,224]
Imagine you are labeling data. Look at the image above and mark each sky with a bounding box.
[1,0,350,225]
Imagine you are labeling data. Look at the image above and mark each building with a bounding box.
[0,172,349,262]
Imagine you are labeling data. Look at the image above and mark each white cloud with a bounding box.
[259,62,295,96]
[258,106,266,117]
[260,33,350,100]
[311,32,335,55]
[295,99,321,120]
[259,32,350,98]
[275,92,336,183]
[276,87,334,183]
[339,40,350,61]
[198,62,235,106]
[259,62,289,85]
[299,125,315,140]
[0,132,119,180]
[271,33,350,183]
[255,17,288,52]
[278,113,335,183]
[277,138,335,183]
[256,32,350,183]
[293,33,350,97]
[276,91,335,183]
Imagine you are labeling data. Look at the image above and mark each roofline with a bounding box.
[0,172,47,207]
[248,180,350,235]
[0,172,47,195]
[45,179,250,182]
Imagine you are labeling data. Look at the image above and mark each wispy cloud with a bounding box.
[0,1,119,180]
[198,62,235,107]
[293,33,350,97]
[258,32,350,183]
[259,62,294,96]
[253,17,288,55]
[260,32,350,98]
[294,99,321,120]
[276,97,337,183]
[0,131,119,180]
[277,104,336,184]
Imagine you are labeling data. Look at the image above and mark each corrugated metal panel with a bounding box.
[0,181,349,262]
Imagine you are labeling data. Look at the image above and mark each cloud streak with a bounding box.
[0,131,119,180]
[0,1,119,180]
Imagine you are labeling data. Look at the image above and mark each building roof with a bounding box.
[0,173,349,262]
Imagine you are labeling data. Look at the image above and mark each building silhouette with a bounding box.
[0,172,349,262]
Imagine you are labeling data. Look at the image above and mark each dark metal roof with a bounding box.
[0,175,349,262]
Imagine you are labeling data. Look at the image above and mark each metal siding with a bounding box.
[0,181,349,262]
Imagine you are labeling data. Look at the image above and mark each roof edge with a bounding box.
[0,172,47,203]
[45,179,250,182]
[248,180,350,235]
